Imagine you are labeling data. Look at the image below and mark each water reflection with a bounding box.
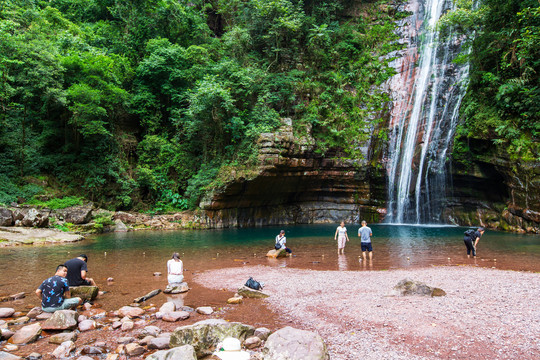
[337,255,348,271]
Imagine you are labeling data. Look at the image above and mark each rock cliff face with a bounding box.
[201,119,386,228]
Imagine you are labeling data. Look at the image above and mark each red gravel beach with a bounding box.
[195,265,540,360]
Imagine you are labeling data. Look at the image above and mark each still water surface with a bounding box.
[0,225,538,310]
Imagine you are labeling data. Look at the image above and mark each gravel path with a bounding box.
[195,265,540,360]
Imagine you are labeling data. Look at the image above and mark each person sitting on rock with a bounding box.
[167,252,184,285]
[36,264,82,312]
[275,230,292,254]
[64,254,96,287]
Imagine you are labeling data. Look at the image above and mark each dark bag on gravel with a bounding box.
[245,277,262,290]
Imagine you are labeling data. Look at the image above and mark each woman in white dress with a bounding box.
[334,221,349,255]
[167,252,184,285]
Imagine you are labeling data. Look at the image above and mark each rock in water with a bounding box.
[266,249,287,258]
[52,341,75,359]
[49,332,77,345]
[195,307,213,315]
[237,286,269,299]
[0,308,15,318]
[42,310,79,330]
[69,286,99,301]
[146,345,197,360]
[10,323,42,344]
[263,326,329,360]
[0,352,22,360]
[391,278,447,297]
[170,319,254,358]
[163,282,189,294]
[133,289,161,303]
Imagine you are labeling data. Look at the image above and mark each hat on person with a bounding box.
[280,230,285,234]
[213,337,250,360]
[477,227,485,232]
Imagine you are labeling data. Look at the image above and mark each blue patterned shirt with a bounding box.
[38,275,69,308]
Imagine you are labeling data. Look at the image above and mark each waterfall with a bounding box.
[385,0,469,224]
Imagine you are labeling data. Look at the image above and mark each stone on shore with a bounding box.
[145,345,197,360]
[70,286,99,301]
[148,337,170,350]
[159,302,175,314]
[121,321,134,331]
[141,325,161,337]
[0,208,13,226]
[163,283,189,294]
[78,319,96,332]
[162,311,190,322]
[227,295,243,304]
[0,308,15,318]
[263,326,329,360]
[195,307,213,315]
[54,206,92,225]
[237,286,269,299]
[10,323,42,344]
[78,356,94,360]
[49,332,77,345]
[26,307,42,319]
[125,343,145,356]
[170,319,255,358]
[0,328,15,341]
[254,327,272,341]
[244,336,262,349]
[117,306,145,318]
[266,248,287,258]
[0,352,22,360]
[391,279,447,297]
[35,312,52,321]
[42,310,79,330]
[52,341,76,359]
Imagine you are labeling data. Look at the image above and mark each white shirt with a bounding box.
[275,234,286,249]
[167,259,183,275]
[336,226,347,237]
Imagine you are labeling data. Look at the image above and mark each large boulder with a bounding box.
[145,345,197,360]
[170,319,255,358]
[70,286,99,301]
[10,323,42,345]
[42,310,79,330]
[262,326,329,360]
[21,208,49,228]
[54,206,92,224]
[0,208,13,226]
[391,279,447,297]
[0,308,15,318]
[237,286,269,299]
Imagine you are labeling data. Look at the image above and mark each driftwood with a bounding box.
[133,289,161,303]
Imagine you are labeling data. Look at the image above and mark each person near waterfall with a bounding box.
[358,220,373,261]
[334,221,349,254]
[464,227,485,258]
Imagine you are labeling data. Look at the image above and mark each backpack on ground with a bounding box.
[245,277,262,290]
[464,229,476,240]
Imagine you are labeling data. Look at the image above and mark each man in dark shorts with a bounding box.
[64,254,96,286]
[464,227,485,258]
[358,220,373,261]
[36,264,82,312]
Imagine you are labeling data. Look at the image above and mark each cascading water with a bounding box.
[385,0,470,224]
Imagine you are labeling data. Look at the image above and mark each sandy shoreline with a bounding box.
[195,265,540,360]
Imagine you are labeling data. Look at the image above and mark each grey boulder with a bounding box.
[263,326,329,360]
[145,345,197,360]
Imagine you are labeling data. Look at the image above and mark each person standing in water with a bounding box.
[464,227,485,258]
[334,221,349,254]
[358,220,373,261]
[167,252,184,285]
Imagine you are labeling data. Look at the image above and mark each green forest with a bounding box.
[0,0,538,213]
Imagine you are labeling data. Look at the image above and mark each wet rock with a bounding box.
[0,352,22,360]
[162,311,190,322]
[49,332,77,345]
[117,306,144,318]
[148,337,169,350]
[111,321,122,329]
[0,328,14,340]
[141,325,161,337]
[116,337,135,345]
[3,345,17,352]
[133,289,161,303]
[105,354,118,360]
[153,272,162,277]
[43,310,79,330]
[227,296,243,304]
[70,286,99,301]
[81,346,104,355]
[8,293,25,301]
[7,317,29,325]
[83,303,92,311]
[391,279,447,297]
[145,345,197,360]
[195,307,213,315]
[113,219,128,232]
[27,352,41,360]
[21,208,49,228]
[170,319,255,358]
[244,336,262,349]
[35,312,52,321]
[254,327,271,341]
[121,321,134,331]
[77,356,94,360]
[26,307,42,319]
[266,248,287,258]
[237,286,269,299]
[107,278,114,282]
[0,208,13,226]
[163,283,188,294]
[263,326,329,360]
[159,302,175,314]
[78,315,88,322]
[10,323,42,344]
[52,341,75,359]
[125,343,145,356]
[138,336,154,346]
[78,320,96,332]
[0,308,15,318]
